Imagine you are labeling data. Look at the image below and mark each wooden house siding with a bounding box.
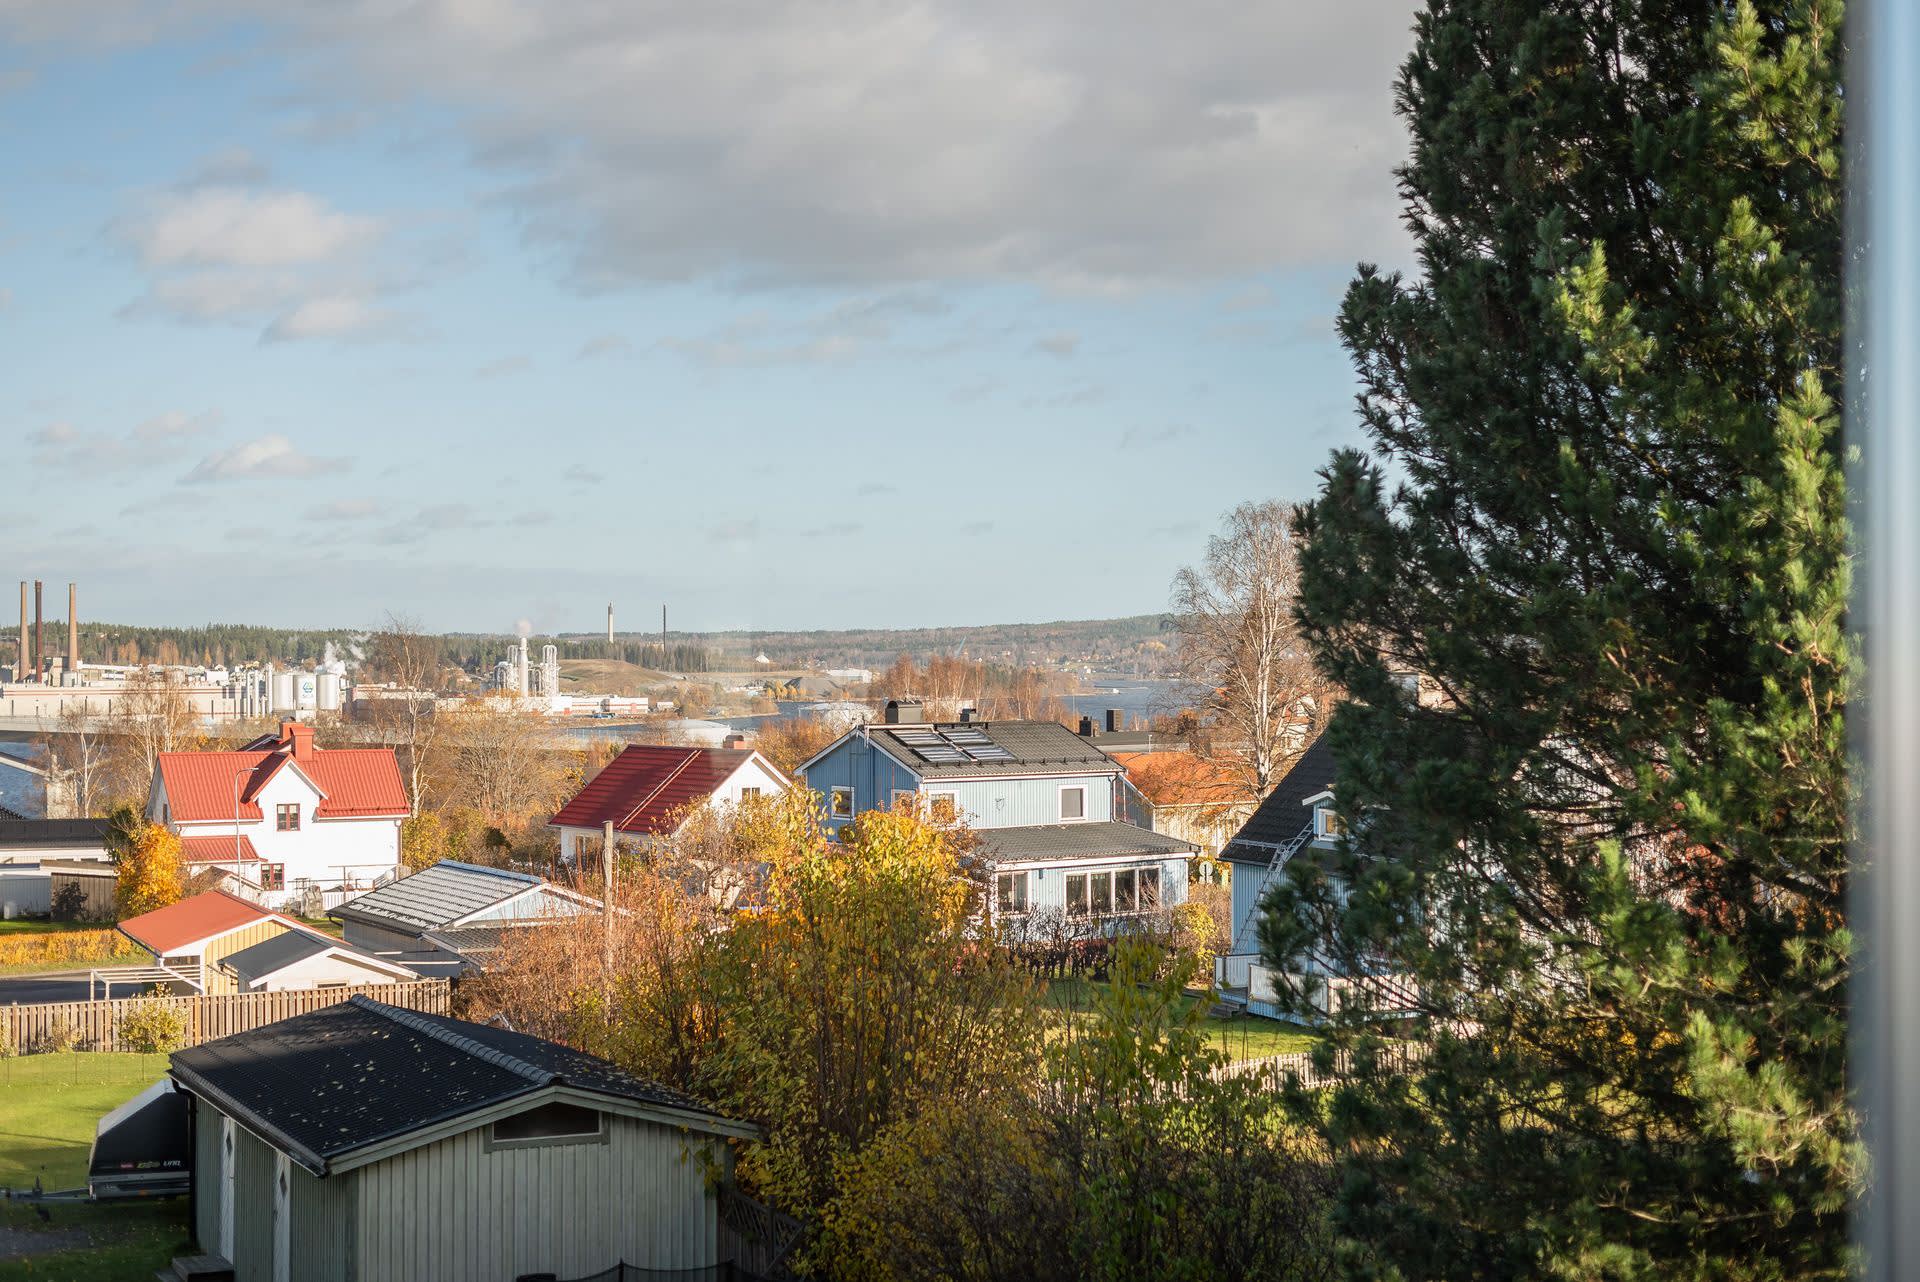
[350,1111,724,1282]
[288,1157,355,1282]
[193,1098,223,1251]
[48,868,116,920]
[803,734,919,833]
[194,918,303,993]
[232,1121,278,1282]
[937,774,1118,829]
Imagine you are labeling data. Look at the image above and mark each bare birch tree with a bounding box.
[42,702,108,816]
[1169,500,1336,800]
[365,612,443,815]
[102,670,204,808]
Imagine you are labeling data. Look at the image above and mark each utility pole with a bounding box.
[602,819,616,984]
[661,604,667,668]
[32,580,43,684]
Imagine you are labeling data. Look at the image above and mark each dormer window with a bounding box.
[1314,805,1345,840]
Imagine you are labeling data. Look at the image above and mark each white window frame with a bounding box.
[1314,806,1345,839]
[829,786,854,818]
[892,789,918,812]
[1058,784,1088,823]
[995,870,1030,918]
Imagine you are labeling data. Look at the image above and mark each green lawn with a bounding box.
[0,920,98,937]
[0,1053,170,1190]
[0,1053,187,1279]
[1042,976,1322,1062]
[0,1201,186,1281]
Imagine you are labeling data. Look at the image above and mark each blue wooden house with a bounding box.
[799,700,1196,934]
[1215,737,1412,1022]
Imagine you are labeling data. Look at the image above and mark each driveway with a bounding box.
[0,972,155,1005]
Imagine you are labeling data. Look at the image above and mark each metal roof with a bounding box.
[0,818,109,849]
[218,929,415,986]
[170,996,748,1173]
[864,719,1118,779]
[329,860,546,934]
[973,820,1198,866]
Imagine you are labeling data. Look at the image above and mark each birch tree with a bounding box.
[1169,501,1335,800]
[365,612,443,815]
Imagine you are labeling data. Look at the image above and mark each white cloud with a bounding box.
[19,1,1417,290]
[1033,331,1079,358]
[29,411,217,469]
[262,294,399,342]
[184,435,350,482]
[120,186,376,269]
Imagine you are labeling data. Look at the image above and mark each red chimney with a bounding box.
[282,720,316,761]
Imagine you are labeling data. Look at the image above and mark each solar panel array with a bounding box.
[891,725,1017,765]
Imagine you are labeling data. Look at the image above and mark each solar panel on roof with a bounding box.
[892,729,941,744]
[962,744,1015,762]
[914,746,969,763]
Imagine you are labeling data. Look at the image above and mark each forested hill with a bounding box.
[21,614,1174,677]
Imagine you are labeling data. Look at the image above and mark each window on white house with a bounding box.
[741,787,762,800]
[927,792,957,824]
[1059,786,1087,821]
[490,1101,604,1145]
[276,803,300,832]
[996,871,1029,917]
[1114,868,1137,914]
[830,787,854,818]
[1065,873,1088,916]
[259,864,286,892]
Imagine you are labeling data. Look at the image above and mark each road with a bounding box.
[0,971,154,1005]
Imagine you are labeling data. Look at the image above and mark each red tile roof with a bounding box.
[180,834,261,863]
[158,728,408,823]
[1111,751,1248,809]
[119,890,291,957]
[550,745,773,836]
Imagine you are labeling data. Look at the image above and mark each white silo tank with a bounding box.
[317,671,343,711]
[296,673,318,710]
[274,671,298,711]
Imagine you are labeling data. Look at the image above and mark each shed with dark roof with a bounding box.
[172,995,757,1282]
[329,859,599,954]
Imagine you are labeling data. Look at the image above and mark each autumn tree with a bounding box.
[715,804,1044,1272]
[1169,500,1336,800]
[363,612,443,814]
[752,716,840,778]
[115,823,186,918]
[1265,2,1855,1278]
[100,670,203,808]
[428,694,573,828]
[41,702,107,817]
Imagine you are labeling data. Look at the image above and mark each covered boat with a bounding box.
[88,1079,189,1198]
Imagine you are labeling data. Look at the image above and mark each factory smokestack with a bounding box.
[33,580,43,684]
[606,602,614,646]
[67,583,77,685]
[15,583,25,686]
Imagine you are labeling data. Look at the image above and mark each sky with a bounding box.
[1,1,1418,636]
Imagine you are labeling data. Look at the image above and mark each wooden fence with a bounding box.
[1207,1040,1426,1091]
[0,979,451,1055]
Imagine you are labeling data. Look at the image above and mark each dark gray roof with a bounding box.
[975,820,1197,866]
[330,860,547,933]
[171,996,746,1173]
[867,719,1118,779]
[0,818,110,849]
[419,921,548,964]
[218,929,411,986]
[1222,736,1340,860]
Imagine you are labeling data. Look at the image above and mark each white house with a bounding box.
[548,743,792,862]
[148,721,408,911]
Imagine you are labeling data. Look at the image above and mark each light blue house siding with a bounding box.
[799,734,920,832]
[1012,856,1192,918]
[801,736,1118,832]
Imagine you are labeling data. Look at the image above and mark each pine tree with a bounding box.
[1262,2,1856,1278]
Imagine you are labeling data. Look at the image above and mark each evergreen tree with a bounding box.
[1262,2,1856,1278]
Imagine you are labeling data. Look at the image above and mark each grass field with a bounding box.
[1042,976,1322,1061]
[0,921,96,938]
[0,1053,186,1279]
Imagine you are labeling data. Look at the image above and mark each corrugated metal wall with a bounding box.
[938,773,1117,828]
[232,1121,276,1282]
[352,1112,724,1282]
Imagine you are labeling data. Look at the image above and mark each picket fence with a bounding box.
[0,979,451,1055]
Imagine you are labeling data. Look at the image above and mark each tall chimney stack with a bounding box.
[66,583,77,685]
[15,583,25,685]
[33,580,43,684]
[606,602,614,646]
[661,604,667,663]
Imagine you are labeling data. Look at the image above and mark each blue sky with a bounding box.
[1,2,1415,635]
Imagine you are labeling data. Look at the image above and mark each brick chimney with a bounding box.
[282,720,316,762]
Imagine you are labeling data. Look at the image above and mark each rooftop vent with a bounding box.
[958,707,977,724]
[884,698,925,725]
[1078,715,1096,738]
[1105,708,1123,734]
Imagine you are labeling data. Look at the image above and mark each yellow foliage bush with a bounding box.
[0,928,144,970]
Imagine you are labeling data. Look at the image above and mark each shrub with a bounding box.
[0,928,145,971]
[117,999,188,1053]
[31,1018,80,1055]
[50,880,87,921]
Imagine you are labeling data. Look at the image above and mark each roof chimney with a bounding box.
[282,720,316,761]
[958,707,976,724]
[723,732,749,750]
[884,698,924,725]
[1105,708,1123,734]
[1078,715,1095,737]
